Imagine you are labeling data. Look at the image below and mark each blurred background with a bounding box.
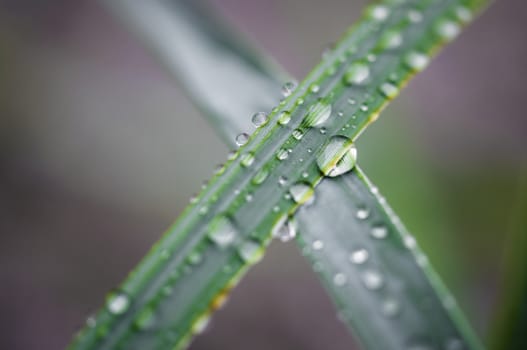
[0,0,526,349]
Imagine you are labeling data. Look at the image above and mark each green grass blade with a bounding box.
[70,0,489,349]
[102,0,286,144]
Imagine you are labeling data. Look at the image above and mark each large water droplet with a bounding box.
[235,133,249,147]
[316,136,357,177]
[106,291,130,315]
[344,62,370,85]
[350,248,369,264]
[238,240,264,264]
[208,215,238,248]
[276,148,289,161]
[251,112,268,128]
[289,182,315,205]
[303,99,332,127]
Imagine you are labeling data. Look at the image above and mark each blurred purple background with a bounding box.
[0,0,526,349]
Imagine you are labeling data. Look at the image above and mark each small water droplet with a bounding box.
[292,129,304,140]
[189,194,198,204]
[316,136,357,177]
[296,98,305,105]
[273,218,298,242]
[379,82,399,99]
[404,51,430,72]
[350,248,369,264]
[362,270,384,290]
[455,6,472,23]
[408,9,423,23]
[369,5,390,21]
[370,225,388,239]
[281,81,297,97]
[276,148,289,160]
[333,273,347,286]
[360,104,369,112]
[403,235,417,249]
[252,167,269,185]
[319,127,327,134]
[192,315,210,334]
[238,240,264,264]
[278,176,288,186]
[251,112,269,128]
[227,150,238,161]
[199,206,209,216]
[310,84,320,93]
[86,316,96,328]
[188,251,202,265]
[289,182,315,205]
[278,111,291,125]
[245,193,253,202]
[347,98,356,105]
[240,152,255,167]
[235,133,249,147]
[135,306,156,330]
[303,99,332,127]
[445,338,464,350]
[106,291,130,315]
[344,62,370,85]
[312,240,324,250]
[379,30,403,49]
[208,215,238,248]
[382,298,400,317]
[436,19,460,40]
[356,208,370,220]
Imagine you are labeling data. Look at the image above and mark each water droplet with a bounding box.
[192,314,210,334]
[404,51,429,72]
[281,81,297,97]
[276,148,289,160]
[455,6,472,23]
[360,104,369,112]
[369,5,390,21]
[362,270,384,290]
[333,273,347,286]
[350,248,369,264]
[199,206,209,216]
[227,150,238,161]
[436,19,460,40]
[310,84,320,93]
[382,298,400,317]
[252,168,269,185]
[303,99,332,127]
[319,127,327,134]
[208,215,238,248]
[403,235,416,249]
[416,253,428,267]
[370,225,388,239]
[245,193,253,202]
[379,30,403,49]
[445,338,464,350]
[135,306,156,330]
[316,136,357,177]
[289,182,315,205]
[251,112,268,128]
[312,240,324,250]
[106,291,130,315]
[278,111,291,125]
[296,97,305,106]
[240,152,255,167]
[238,240,264,264]
[86,316,96,328]
[188,251,202,265]
[408,9,423,23]
[273,218,298,242]
[379,82,399,99]
[292,129,304,140]
[347,98,356,105]
[356,208,370,220]
[235,133,249,147]
[344,62,370,85]
[278,176,288,186]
